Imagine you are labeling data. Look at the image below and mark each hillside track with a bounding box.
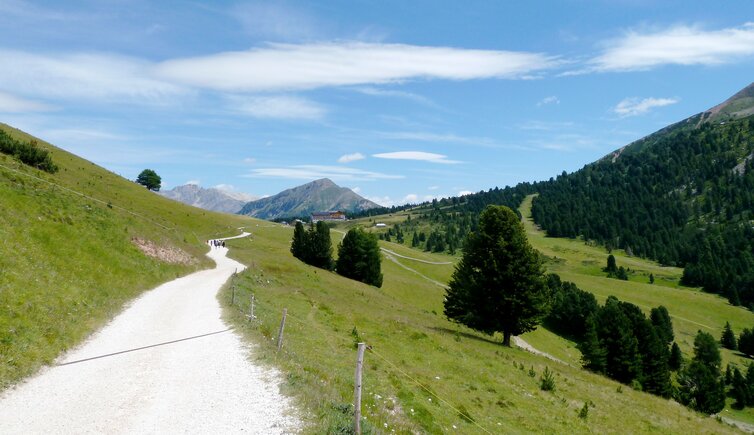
[0,232,300,434]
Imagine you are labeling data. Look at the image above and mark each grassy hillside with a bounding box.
[220,217,742,433]
[0,124,254,389]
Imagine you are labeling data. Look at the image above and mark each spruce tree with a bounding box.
[721,321,738,350]
[669,342,683,371]
[732,367,750,409]
[309,221,334,270]
[746,363,754,407]
[336,228,383,287]
[678,331,726,414]
[291,221,308,262]
[693,331,722,370]
[650,306,674,346]
[444,205,549,347]
[740,328,754,356]
[578,317,607,373]
[595,297,642,384]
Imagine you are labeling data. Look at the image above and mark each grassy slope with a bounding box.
[0,124,254,389]
[517,194,754,424]
[221,220,739,433]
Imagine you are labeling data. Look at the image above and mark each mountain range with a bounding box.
[238,178,381,220]
[159,183,258,214]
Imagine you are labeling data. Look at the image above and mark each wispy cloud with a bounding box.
[613,97,679,117]
[377,131,511,148]
[0,50,186,103]
[537,95,560,106]
[244,165,403,181]
[0,91,54,112]
[353,86,436,106]
[589,23,754,72]
[372,151,461,164]
[231,95,326,120]
[337,152,366,163]
[156,42,560,92]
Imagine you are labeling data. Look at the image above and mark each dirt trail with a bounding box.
[0,232,300,434]
[380,247,453,265]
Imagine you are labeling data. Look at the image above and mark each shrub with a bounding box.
[540,367,556,392]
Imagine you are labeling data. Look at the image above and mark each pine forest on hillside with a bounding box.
[359,114,754,312]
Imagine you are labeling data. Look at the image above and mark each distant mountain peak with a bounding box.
[238,179,381,220]
[160,184,258,214]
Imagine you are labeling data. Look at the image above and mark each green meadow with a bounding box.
[2,124,751,432]
[0,124,251,389]
[220,210,744,433]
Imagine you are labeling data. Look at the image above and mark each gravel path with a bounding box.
[0,233,300,434]
[380,248,454,265]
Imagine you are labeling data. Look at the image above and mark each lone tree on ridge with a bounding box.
[443,205,550,347]
[136,169,161,191]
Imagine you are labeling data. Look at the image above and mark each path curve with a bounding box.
[380,248,453,265]
[0,232,299,434]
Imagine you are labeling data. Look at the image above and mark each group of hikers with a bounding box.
[208,239,226,248]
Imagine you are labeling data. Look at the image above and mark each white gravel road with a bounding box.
[0,233,300,434]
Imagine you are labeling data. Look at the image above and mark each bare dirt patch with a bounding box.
[131,237,195,265]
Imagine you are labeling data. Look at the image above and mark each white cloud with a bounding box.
[244,165,403,181]
[186,180,200,185]
[0,91,54,112]
[337,152,366,163]
[613,97,679,117]
[589,23,754,72]
[537,96,560,106]
[372,151,461,164]
[155,42,559,92]
[243,157,257,164]
[0,50,185,103]
[232,95,326,120]
[402,193,419,203]
[458,190,473,196]
[428,185,439,190]
[365,195,392,207]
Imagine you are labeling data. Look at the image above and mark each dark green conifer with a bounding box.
[444,205,549,347]
[721,321,738,350]
[668,342,683,371]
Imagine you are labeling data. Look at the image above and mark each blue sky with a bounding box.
[2,1,754,206]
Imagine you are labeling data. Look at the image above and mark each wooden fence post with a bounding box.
[231,285,236,305]
[354,342,366,435]
[248,294,255,321]
[276,308,287,352]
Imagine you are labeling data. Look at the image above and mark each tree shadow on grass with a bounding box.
[429,326,502,346]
